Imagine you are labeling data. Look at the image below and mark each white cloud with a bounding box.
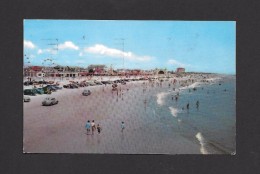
[59,41,79,50]
[37,49,43,54]
[24,40,36,49]
[84,44,152,62]
[167,59,190,67]
[37,48,57,55]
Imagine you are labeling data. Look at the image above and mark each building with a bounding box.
[24,66,43,77]
[87,64,107,75]
[153,68,167,76]
[176,67,185,73]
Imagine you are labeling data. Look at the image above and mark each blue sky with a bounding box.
[24,20,236,74]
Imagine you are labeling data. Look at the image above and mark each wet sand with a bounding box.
[24,76,219,154]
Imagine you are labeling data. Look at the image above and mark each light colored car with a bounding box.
[94,81,103,85]
[82,90,91,96]
[42,97,58,106]
[24,96,31,102]
[87,81,96,86]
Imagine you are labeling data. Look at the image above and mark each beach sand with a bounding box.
[23,74,223,154]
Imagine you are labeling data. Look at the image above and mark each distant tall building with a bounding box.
[176,67,185,73]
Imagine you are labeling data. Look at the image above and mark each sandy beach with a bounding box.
[23,74,234,154]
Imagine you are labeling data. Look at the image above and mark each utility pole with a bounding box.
[115,38,126,75]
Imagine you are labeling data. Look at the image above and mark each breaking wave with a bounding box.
[195,132,209,154]
[169,107,178,117]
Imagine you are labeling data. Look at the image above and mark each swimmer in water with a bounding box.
[196,100,199,109]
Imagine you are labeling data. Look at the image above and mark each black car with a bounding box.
[38,81,48,84]
[70,84,79,88]
[24,81,33,86]
[101,81,109,85]
[24,89,37,96]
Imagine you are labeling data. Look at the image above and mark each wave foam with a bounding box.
[179,82,201,90]
[169,107,178,117]
[195,132,209,154]
[156,92,168,105]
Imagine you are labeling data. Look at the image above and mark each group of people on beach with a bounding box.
[85,120,102,135]
[85,120,125,135]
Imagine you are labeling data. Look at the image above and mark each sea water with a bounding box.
[145,75,236,154]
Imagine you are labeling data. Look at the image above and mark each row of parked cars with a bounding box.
[62,78,148,89]
[24,85,62,96]
[24,88,92,105]
[24,80,56,86]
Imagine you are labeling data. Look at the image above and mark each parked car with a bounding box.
[71,84,79,88]
[23,96,31,102]
[42,97,58,106]
[33,88,44,95]
[42,87,52,94]
[24,81,33,86]
[24,89,37,96]
[82,89,91,96]
[63,84,74,89]
[63,84,69,88]
[38,81,48,84]
[88,81,96,86]
[52,85,62,90]
[45,85,57,92]
[94,81,103,85]
[107,81,114,84]
[101,81,109,85]
[79,82,87,87]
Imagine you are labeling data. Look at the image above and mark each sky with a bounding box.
[24,20,236,74]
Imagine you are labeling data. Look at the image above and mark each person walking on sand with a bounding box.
[97,124,102,134]
[121,121,125,132]
[85,120,91,135]
[91,120,96,135]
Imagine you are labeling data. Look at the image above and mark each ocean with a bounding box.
[142,75,236,154]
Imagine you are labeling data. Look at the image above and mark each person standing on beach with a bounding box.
[85,120,91,135]
[91,120,96,135]
[121,121,125,132]
[97,124,102,134]
[175,95,178,101]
